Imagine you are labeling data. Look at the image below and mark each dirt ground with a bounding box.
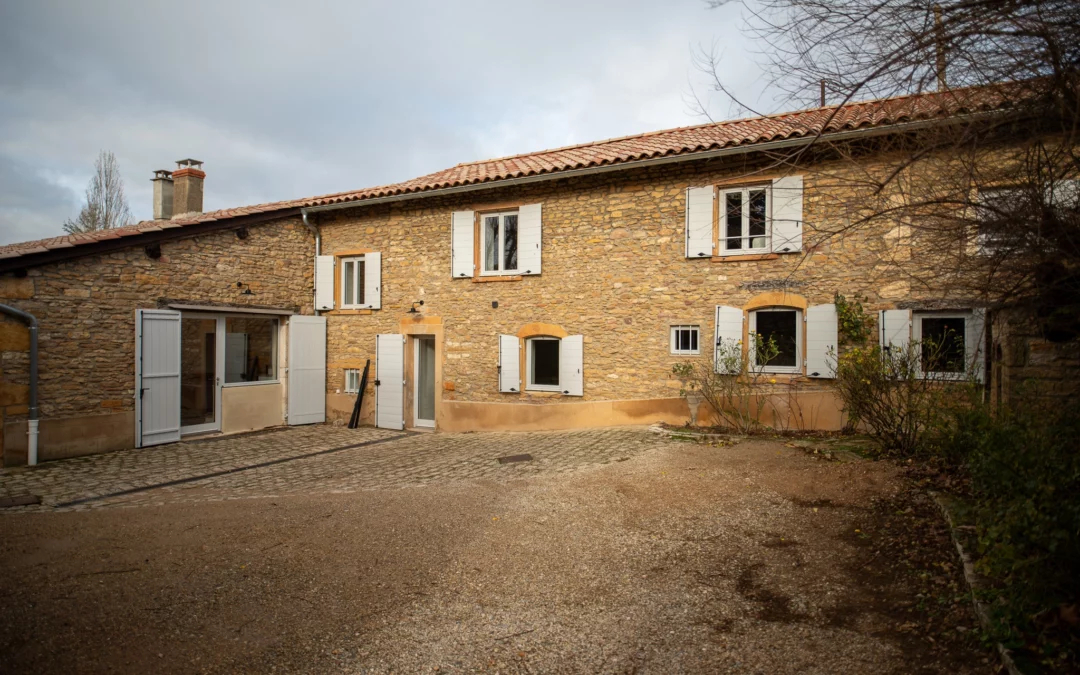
[0,436,993,674]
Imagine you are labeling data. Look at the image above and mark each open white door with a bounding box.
[136,309,182,448]
[376,334,404,430]
[287,315,326,425]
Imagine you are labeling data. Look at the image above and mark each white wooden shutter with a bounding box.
[287,315,327,425]
[375,334,404,430]
[517,203,542,275]
[714,305,744,374]
[967,308,986,383]
[452,210,475,279]
[136,309,181,448]
[315,255,335,310]
[685,187,714,258]
[771,175,804,253]
[499,335,521,392]
[364,252,381,309]
[880,309,912,352]
[805,303,838,378]
[559,335,584,396]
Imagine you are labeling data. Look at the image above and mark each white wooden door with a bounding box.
[376,334,404,430]
[136,309,182,448]
[287,315,327,425]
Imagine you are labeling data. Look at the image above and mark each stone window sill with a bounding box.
[326,308,373,316]
[710,253,780,263]
[473,275,523,283]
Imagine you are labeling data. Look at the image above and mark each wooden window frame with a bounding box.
[525,336,561,392]
[670,325,701,355]
[749,307,803,374]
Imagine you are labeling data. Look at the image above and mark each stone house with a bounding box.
[0,88,1030,464]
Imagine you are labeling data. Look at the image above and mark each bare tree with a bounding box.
[697,1,1080,340]
[63,150,133,234]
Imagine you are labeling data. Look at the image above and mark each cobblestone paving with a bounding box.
[0,426,668,512]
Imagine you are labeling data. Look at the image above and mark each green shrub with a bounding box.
[934,398,1080,670]
[832,341,977,457]
[672,334,780,433]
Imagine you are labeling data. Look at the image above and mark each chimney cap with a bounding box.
[175,158,204,170]
[151,169,173,180]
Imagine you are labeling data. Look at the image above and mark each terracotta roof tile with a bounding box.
[0,84,1024,263]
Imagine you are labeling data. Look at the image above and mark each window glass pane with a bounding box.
[343,261,354,305]
[749,189,767,249]
[503,214,518,270]
[690,329,698,352]
[920,317,966,373]
[484,216,500,271]
[225,317,277,383]
[357,259,366,305]
[531,339,560,386]
[755,310,797,367]
[678,329,691,351]
[725,192,742,250]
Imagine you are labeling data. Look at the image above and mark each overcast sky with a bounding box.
[0,0,777,246]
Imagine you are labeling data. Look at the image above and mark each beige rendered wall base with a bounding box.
[3,412,135,465]
[221,383,284,435]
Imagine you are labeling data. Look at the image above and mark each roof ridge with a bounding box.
[449,84,985,168]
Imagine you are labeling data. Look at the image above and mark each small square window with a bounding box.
[526,337,560,391]
[344,368,361,394]
[670,325,700,355]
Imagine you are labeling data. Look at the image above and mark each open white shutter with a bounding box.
[452,211,475,279]
[136,309,182,448]
[805,303,838,378]
[880,309,912,352]
[771,175,804,253]
[559,335,584,396]
[685,187,714,258]
[287,315,327,425]
[364,252,381,309]
[315,255,335,310]
[499,335,520,392]
[517,203,542,275]
[714,305,744,374]
[967,308,986,383]
[375,334,404,430]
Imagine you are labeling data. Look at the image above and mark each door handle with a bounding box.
[374,379,381,386]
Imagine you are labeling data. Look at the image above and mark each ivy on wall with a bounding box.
[834,292,872,345]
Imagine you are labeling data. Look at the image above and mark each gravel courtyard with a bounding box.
[0,426,991,674]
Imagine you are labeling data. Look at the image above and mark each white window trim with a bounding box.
[719,185,771,256]
[525,336,561,392]
[479,210,520,277]
[344,368,361,394]
[670,325,701,355]
[340,256,366,309]
[749,308,802,374]
[913,311,972,380]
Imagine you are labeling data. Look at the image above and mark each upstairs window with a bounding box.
[481,211,519,275]
[721,186,769,254]
[749,308,801,373]
[340,256,366,308]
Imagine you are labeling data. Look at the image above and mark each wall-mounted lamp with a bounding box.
[407,299,425,314]
[236,281,254,296]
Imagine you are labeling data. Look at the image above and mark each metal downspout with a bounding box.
[301,210,321,316]
[0,303,39,465]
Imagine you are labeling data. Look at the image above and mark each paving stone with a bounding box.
[0,426,670,512]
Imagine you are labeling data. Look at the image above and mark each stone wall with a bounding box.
[991,310,1080,405]
[0,218,313,463]
[316,154,959,422]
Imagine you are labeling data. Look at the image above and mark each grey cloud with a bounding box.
[0,0,769,246]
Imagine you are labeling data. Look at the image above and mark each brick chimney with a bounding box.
[151,169,174,220]
[172,159,205,215]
